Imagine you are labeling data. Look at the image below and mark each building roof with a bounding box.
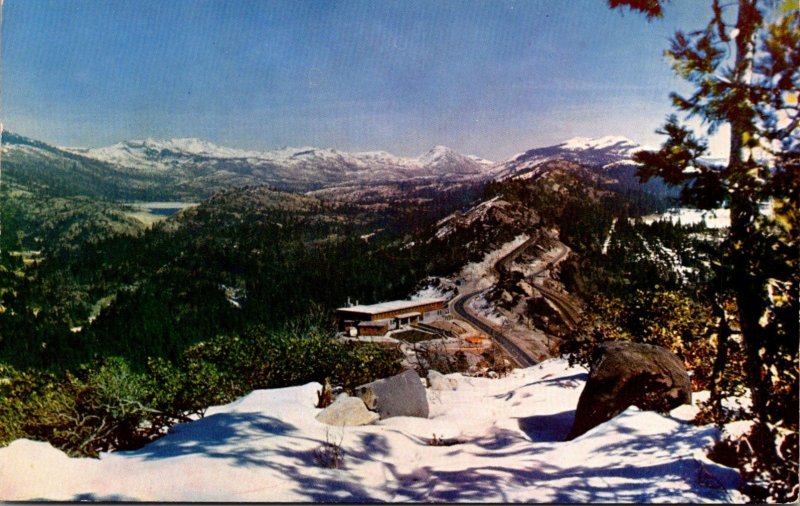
[337,297,446,315]
[393,311,422,319]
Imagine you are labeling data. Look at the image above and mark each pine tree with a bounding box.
[610,0,798,500]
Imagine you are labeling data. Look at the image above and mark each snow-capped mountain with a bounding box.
[65,138,266,170]
[493,135,648,181]
[488,135,676,196]
[559,135,643,154]
[0,131,181,201]
[3,129,676,203]
[66,138,495,192]
[417,145,494,176]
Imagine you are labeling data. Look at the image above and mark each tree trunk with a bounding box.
[726,0,776,462]
[709,296,731,422]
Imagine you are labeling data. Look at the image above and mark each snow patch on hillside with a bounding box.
[641,208,732,229]
[0,359,745,502]
[433,196,504,240]
[560,135,636,151]
[410,277,456,301]
[469,292,508,327]
[460,235,529,288]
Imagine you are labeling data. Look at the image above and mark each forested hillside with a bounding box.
[3,123,793,501]
[1,186,413,370]
[1,132,177,201]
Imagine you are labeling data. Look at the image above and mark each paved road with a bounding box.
[449,239,579,368]
[452,287,537,367]
[527,245,581,329]
[449,237,541,367]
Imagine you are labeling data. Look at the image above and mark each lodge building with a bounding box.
[336,298,447,336]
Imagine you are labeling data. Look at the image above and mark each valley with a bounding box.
[0,129,715,373]
[123,202,199,226]
[3,1,796,500]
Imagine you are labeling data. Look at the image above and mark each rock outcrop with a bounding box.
[355,369,429,419]
[567,341,691,440]
[315,394,380,426]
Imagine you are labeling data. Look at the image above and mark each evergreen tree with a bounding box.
[610,0,798,500]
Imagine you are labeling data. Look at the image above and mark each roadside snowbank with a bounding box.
[460,234,529,289]
[0,359,744,502]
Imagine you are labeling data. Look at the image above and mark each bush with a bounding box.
[563,290,737,391]
[0,358,162,457]
[0,321,406,458]
[333,341,405,390]
[0,364,70,446]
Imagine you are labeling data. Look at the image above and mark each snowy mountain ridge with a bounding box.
[559,135,640,153]
[3,129,674,200]
[496,135,646,180]
[65,135,652,181]
[66,138,493,175]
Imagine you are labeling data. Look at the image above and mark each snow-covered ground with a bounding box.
[459,234,529,289]
[433,196,503,240]
[640,208,732,229]
[0,359,744,502]
[410,276,456,301]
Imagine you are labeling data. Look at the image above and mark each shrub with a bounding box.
[0,358,161,457]
[314,427,345,469]
[0,364,71,446]
[0,321,406,457]
[563,291,736,391]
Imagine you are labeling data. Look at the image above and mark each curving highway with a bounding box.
[452,286,536,367]
[449,238,580,368]
[449,237,542,367]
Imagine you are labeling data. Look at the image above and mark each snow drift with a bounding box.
[0,359,744,502]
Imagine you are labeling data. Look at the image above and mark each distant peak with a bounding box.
[559,136,638,151]
[429,144,453,152]
[106,137,269,159]
[418,145,458,165]
[424,145,456,156]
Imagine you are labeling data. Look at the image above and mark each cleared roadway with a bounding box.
[449,238,578,368]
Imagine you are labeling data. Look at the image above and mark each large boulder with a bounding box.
[567,341,692,440]
[315,394,380,426]
[355,369,429,419]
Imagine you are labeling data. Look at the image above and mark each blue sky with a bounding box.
[2,0,714,160]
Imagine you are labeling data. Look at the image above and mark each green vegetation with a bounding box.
[2,70,793,500]
[0,185,431,371]
[484,161,639,256]
[0,181,145,255]
[0,324,403,457]
[608,1,798,500]
[1,155,638,458]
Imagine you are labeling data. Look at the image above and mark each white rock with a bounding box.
[427,370,458,391]
[315,394,379,426]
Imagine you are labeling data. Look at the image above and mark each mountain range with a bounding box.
[64,138,495,193]
[2,130,670,203]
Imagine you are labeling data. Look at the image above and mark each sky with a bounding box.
[2,0,721,160]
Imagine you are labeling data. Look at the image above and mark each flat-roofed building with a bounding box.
[337,298,447,334]
[356,321,390,336]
